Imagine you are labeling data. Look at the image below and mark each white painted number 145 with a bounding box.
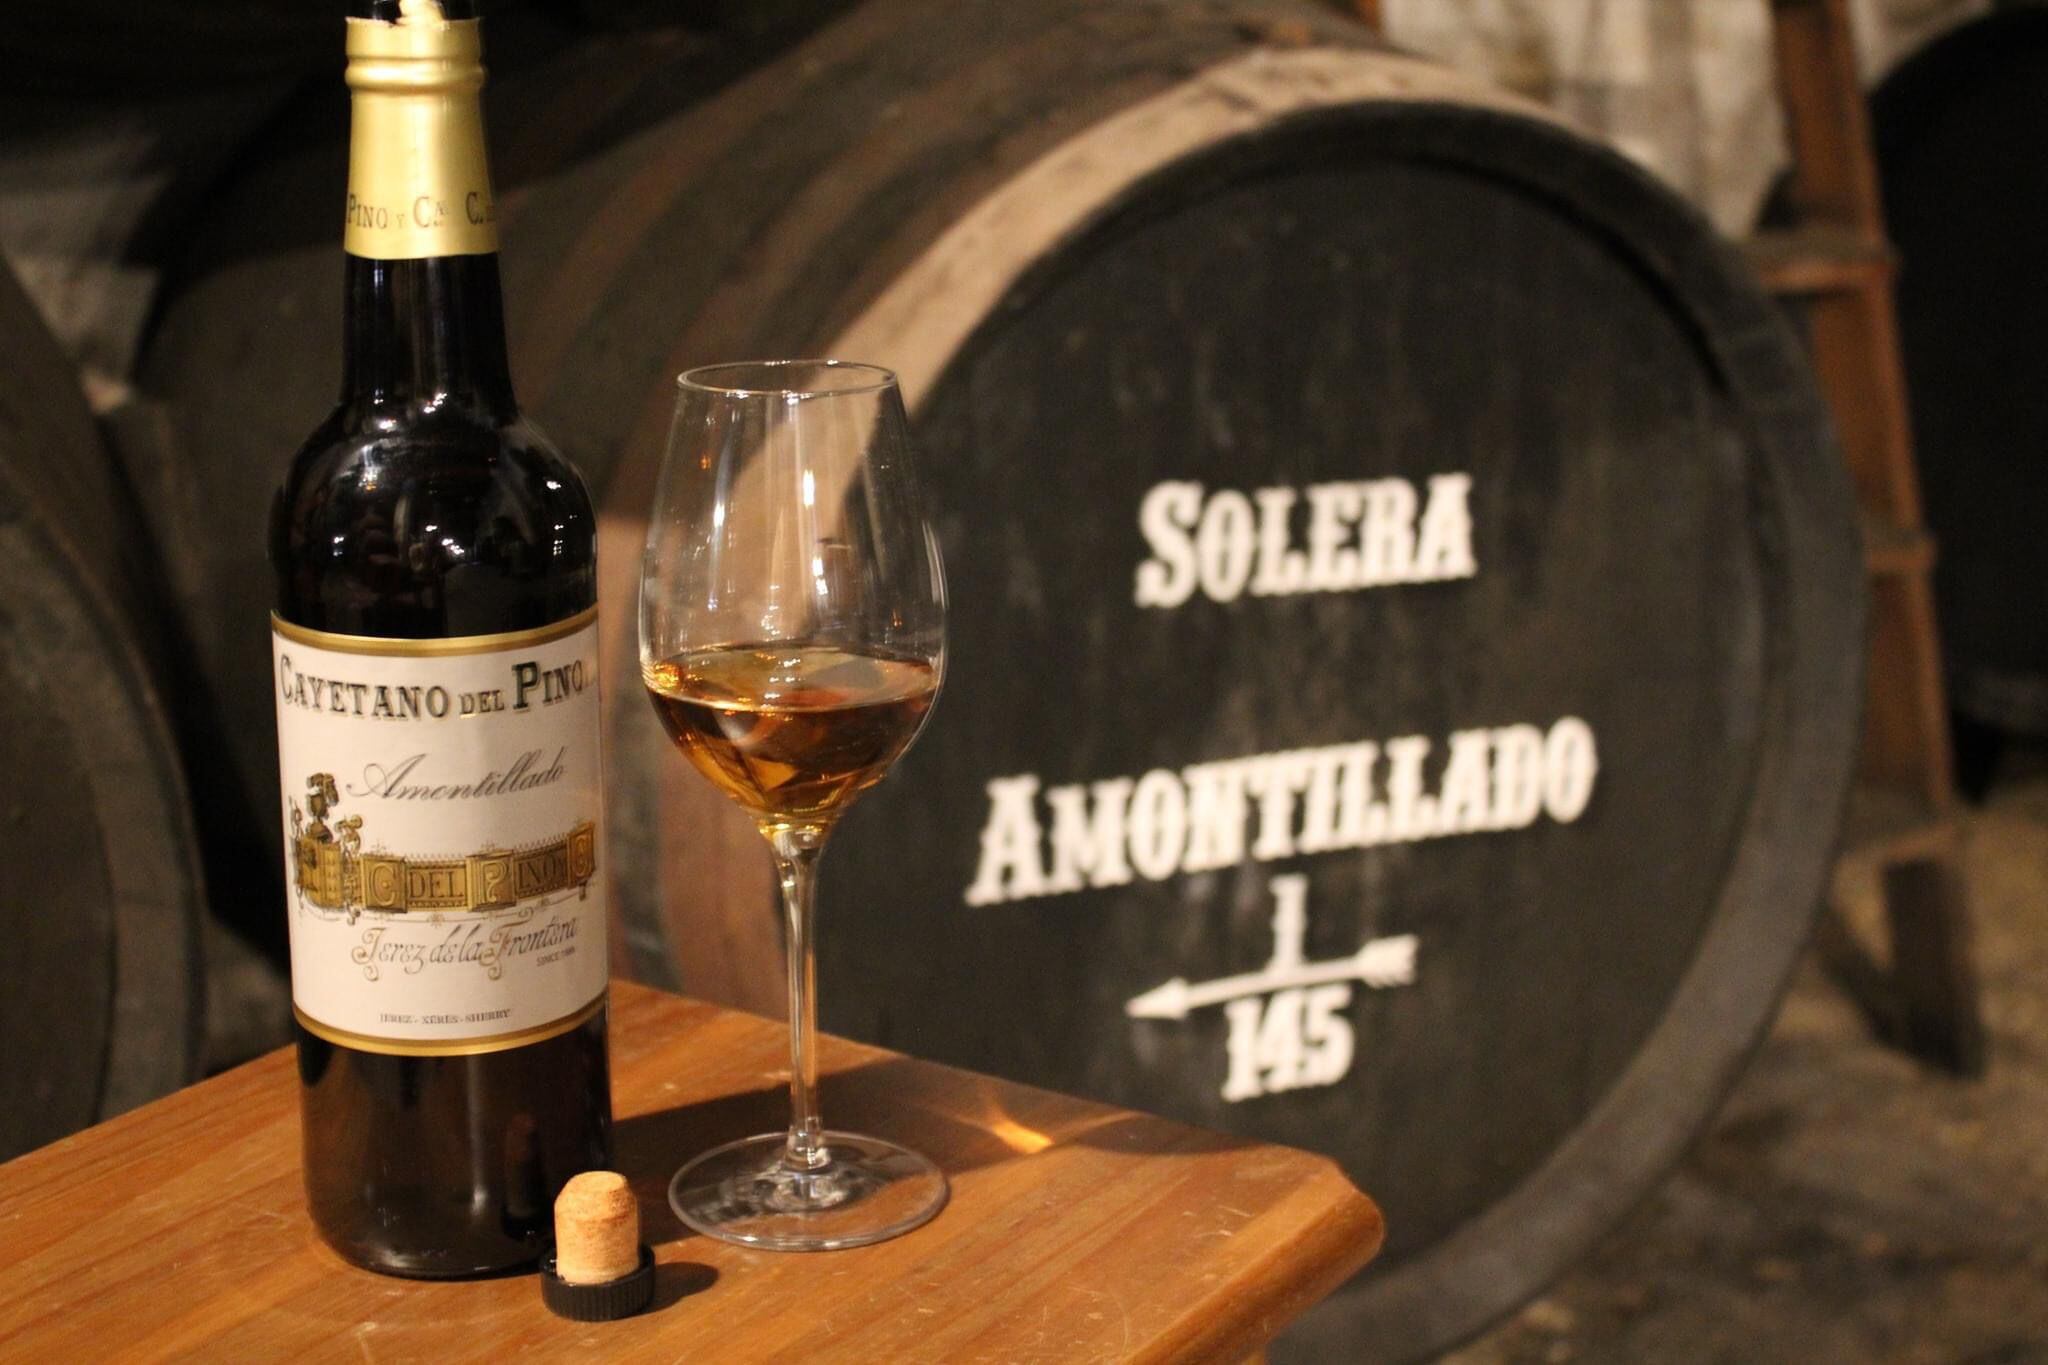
[1221,983,1355,1102]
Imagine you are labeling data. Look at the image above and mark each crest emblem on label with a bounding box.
[290,770,596,922]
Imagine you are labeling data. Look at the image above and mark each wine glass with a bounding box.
[639,360,948,1250]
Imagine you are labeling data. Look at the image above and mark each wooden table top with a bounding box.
[0,980,1381,1363]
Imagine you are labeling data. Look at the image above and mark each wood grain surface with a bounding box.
[0,980,1381,1363]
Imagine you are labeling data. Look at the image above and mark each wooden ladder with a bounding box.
[1748,0,1985,1076]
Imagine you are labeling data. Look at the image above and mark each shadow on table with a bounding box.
[615,1055,1258,1246]
[652,1258,719,1309]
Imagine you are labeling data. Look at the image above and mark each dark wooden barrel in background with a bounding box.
[1874,7,2048,743]
[0,261,203,1162]
[133,0,1863,1356]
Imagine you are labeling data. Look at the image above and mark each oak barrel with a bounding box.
[1874,7,2048,738]
[136,2,1863,1355]
[0,259,203,1161]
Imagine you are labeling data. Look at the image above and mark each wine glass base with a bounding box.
[668,1131,949,1251]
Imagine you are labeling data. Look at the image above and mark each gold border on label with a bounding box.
[271,604,598,657]
[294,991,605,1057]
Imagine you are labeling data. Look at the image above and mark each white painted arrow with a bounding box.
[1125,934,1419,1021]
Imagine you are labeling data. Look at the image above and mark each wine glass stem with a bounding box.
[770,825,829,1173]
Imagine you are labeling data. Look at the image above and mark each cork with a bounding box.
[553,1171,640,1286]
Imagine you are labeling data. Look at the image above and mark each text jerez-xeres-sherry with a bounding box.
[269,0,611,1277]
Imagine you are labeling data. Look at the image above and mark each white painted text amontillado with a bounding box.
[965,718,1598,907]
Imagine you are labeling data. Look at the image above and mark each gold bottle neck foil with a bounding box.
[343,13,498,260]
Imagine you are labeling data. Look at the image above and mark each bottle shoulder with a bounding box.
[272,401,597,636]
[282,397,585,486]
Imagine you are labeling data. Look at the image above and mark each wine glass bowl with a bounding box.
[640,360,947,1251]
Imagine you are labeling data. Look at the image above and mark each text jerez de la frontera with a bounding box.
[963,472,1601,1103]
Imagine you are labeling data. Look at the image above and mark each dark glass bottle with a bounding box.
[269,0,611,1278]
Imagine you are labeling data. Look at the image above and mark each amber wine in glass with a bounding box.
[644,646,937,826]
[639,360,947,1251]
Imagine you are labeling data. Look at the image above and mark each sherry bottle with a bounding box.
[269,0,611,1277]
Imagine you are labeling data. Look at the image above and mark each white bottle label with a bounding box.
[272,607,608,1055]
